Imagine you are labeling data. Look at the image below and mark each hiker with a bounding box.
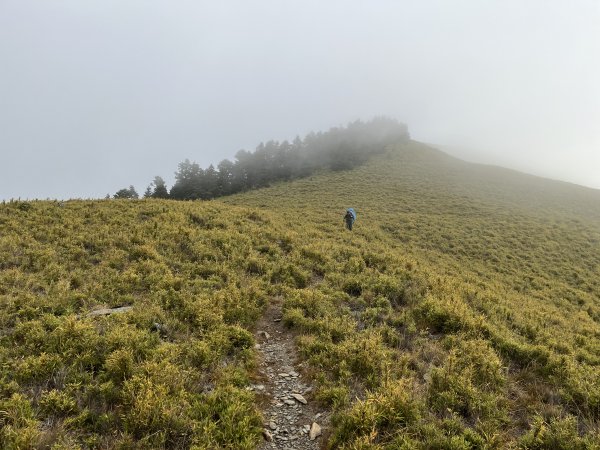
[344,208,356,230]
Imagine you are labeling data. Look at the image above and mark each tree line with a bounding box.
[114,117,409,200]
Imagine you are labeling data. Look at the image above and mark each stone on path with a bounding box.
[262,430,274,442]
[290,393,307,404]
[259,331,271,340]
[309,422,322,440]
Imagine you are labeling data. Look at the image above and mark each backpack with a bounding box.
[347,208,356,221]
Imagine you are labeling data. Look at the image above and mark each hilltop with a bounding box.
[1,140,599,449]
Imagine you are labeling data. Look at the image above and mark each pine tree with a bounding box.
[151,176,169,199]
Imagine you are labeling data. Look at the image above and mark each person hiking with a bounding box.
[344,208,356,230]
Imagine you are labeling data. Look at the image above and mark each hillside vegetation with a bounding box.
[1,141,600,449]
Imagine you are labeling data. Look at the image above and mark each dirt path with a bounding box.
[252,298,328,449]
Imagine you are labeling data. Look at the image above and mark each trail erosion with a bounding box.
[253,299,328,450]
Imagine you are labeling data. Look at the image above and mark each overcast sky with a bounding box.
[1,0,598,199]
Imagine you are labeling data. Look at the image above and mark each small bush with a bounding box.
[270,264,310,288]
[0,393,41,449]
[104,348,135,384]
[329,380,420,447]
[191,386,262,449]
[121,373,193,446]
[39,389,78,417]
[519,415,592,450]
[426,340,507,422]
[414,295,475,334]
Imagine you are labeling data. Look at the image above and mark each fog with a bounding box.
[1,0,598,200]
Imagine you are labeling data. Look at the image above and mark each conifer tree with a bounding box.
[151,176,169,199]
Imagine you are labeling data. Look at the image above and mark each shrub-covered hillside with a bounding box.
[0,200,284,448]
[224,141,600,448]
[1,140,599,448]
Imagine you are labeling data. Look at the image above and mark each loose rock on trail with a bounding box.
[252,299,328,450]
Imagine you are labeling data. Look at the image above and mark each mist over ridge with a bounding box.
[1,0,598,200]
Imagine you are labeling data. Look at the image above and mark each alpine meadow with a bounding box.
[2,134,600,449]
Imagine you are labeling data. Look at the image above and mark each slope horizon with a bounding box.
[3,137,600,202]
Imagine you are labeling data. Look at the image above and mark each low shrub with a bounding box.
[519,415,595,450]
[329,380,421,447]
[39,389,78,417]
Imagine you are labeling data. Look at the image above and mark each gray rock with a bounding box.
[290,393,307,404]
[259,330,271,340]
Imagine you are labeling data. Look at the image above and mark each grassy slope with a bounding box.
[1,141,599,449]
[0,201,286,449]
[222,141,600,448]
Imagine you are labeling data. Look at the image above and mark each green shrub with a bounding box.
[316,383,350,409]
[104,348,135,384]
[121,372,193,445]
[14,353,63,383]
[270,263,310,288]
[414,295,475,334]
[191,386,262,449]
[182,340,217,369]
[519,415,594,450]
[330,380,420,447]
[39,389,78,417]
[427,365,505,423]
[0,393,41,449]
[223,325,254,355]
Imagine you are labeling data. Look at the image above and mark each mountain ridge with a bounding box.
[1,138,599,448]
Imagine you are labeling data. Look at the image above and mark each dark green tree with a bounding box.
[202,165,218,199]
[150,176,169,199]
[217,159,235,195]
[170,160,203,200]
[114,185,138,199]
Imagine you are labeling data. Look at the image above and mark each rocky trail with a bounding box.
[252,299,329,449]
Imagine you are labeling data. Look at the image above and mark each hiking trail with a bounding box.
[252,298,329,449]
